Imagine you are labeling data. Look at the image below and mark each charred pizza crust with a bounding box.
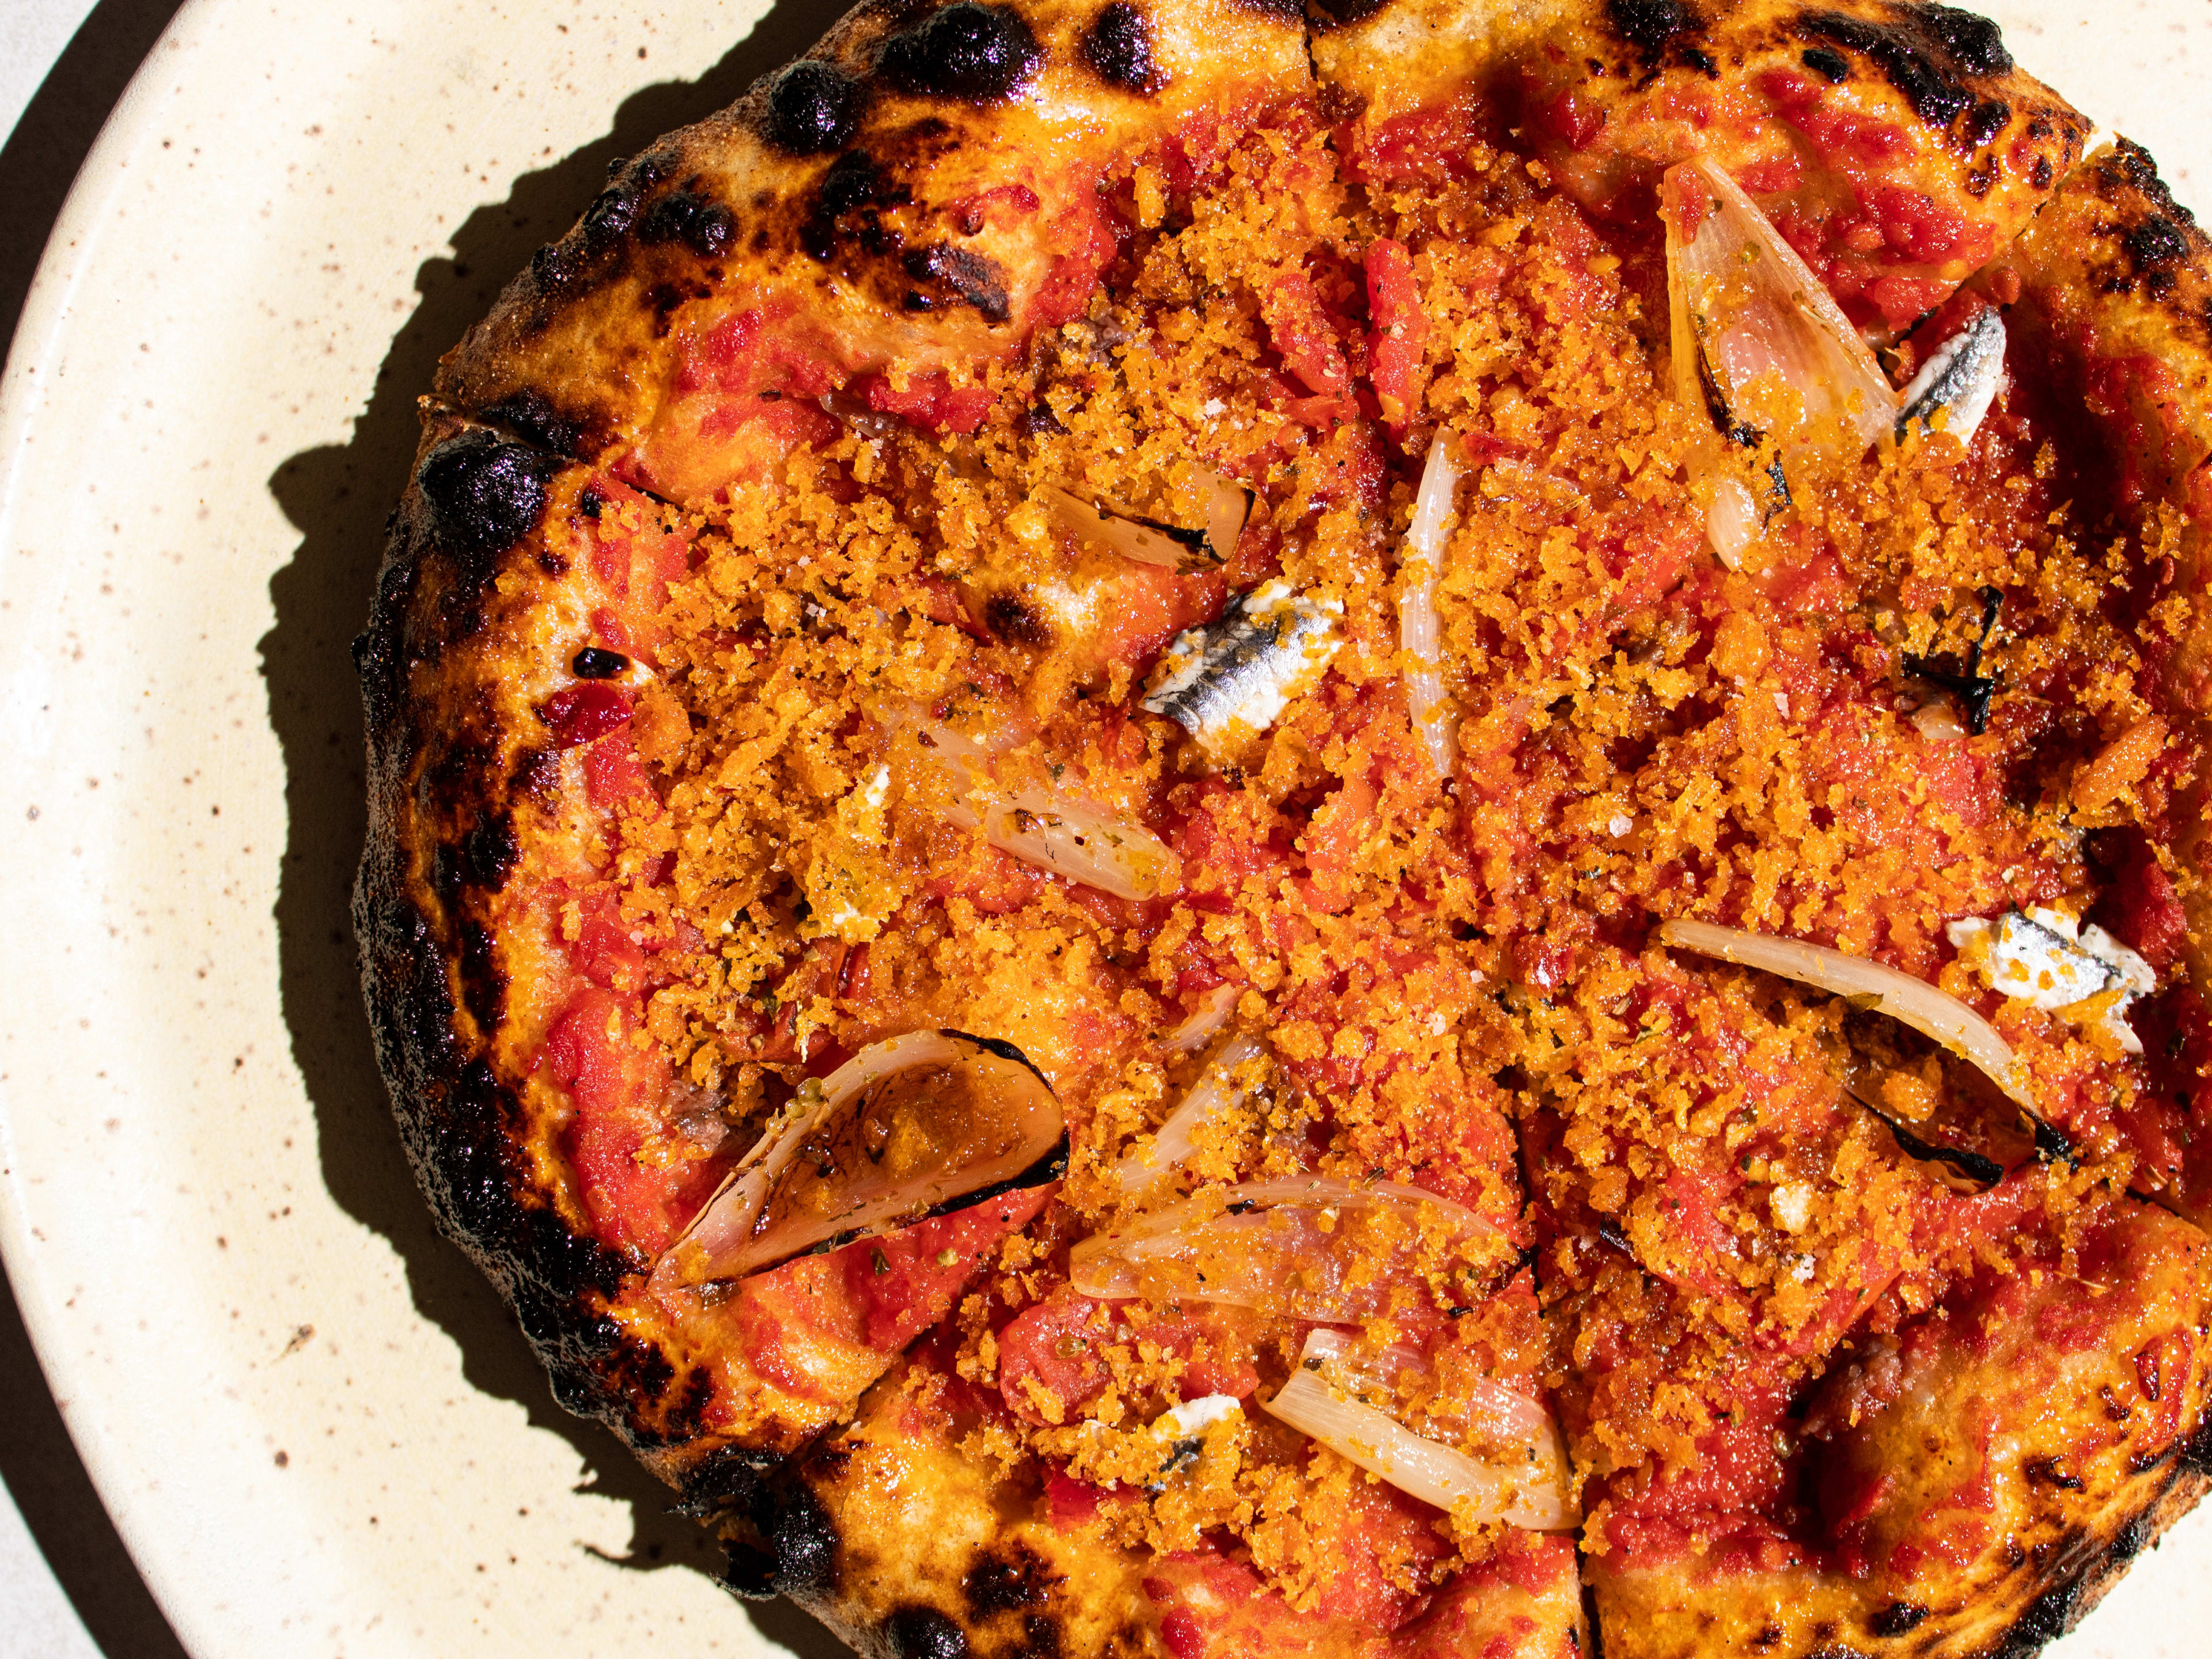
[355,3,2212,1657]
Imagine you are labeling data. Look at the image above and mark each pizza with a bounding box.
[353,1,2212,1655]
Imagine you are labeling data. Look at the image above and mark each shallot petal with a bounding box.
[1069,1176,1506,1320]
[1656,919,2034,1113]
[1263,1328,1576,1532]
[1042,467,1252,572]
[1664,158,1896,459]
[1112,1034,1266,1193]
[913,719,1180,901]
[652,1031,1062,1289]
[1400,435,1462,780]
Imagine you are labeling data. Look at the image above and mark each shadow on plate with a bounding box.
[259,5,845,1656]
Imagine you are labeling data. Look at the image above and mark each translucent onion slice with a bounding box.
[1704,475,1759,571]
[1068,1176,1504,1320]
[1263,1329,1577,1532]
[1657,919,2033,1112]
[917,721,1180,902]
[1112,1034,1265,1193]
[1041,468,1252,573]
[1399,435,1463,781]
[1664,158,1896,459]
[652,1031,1063,1289]
[1162,984,1241,1052]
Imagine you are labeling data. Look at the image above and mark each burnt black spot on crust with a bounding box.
[348,819,652,1433]
[902,243,1013,322]
[1963,97,2010,148]
[1869,1601,1930,1637]
[1081,2,1166,93]
[646,276,713,336]
[721,1539,779,1599]
[878,3,1041,104]
[887,1607,971,1659]
[638,185,737,259]
[677,1442,783,1519]
[802,151,913,263]
[512,745,559,803]
[766,1480,840,1596]
[964,1544,1060,1614]
[1799,6,2012,130]
[1801,44,1850,81]
[460,808,518,889]
[983,590,1051,646]
[764,59,867,154]
[2182,1410,2212,1475]
[2077,141,2211,308]
[1921,1,2012,73]
[457,918,505,1031]
[356,433,741,1468]
[572,646,630,679]
[2008,1569,2081,1649]
[2127,215,2192,273]
[480,389,593,459]
[1606,0,1702,59]
[2107,1507,2151,1562]
[416,429,558,579]
[1303,0,1391,29]
[2024,1455,2088,1491]
[529,150,671,301]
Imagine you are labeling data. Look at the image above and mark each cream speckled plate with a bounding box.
[1,2,2209,1654]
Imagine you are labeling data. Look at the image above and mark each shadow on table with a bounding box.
[259,4,844,1655]
[2,2,202,1656]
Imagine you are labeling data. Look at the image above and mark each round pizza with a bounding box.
[354,1,2212,1654]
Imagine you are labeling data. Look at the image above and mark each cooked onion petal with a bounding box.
[1263,1329,1576,1532]
[1664,158,1895,459]
[1656,919,2034,1113]
[916,720,1180,902]
[653,1031,1062,1289]
[1400,435,1462,781]
[1042,468,1251,573]
[1069,1176,1506,1320]
[1704,474,1759,571]
[1112,1034,1266,1193]
[1162,984,1241,1052]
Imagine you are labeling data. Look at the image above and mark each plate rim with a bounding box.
[0,5,228,1654]
[1,3,2209,1656]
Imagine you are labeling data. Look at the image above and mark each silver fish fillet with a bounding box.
[1895,308,2006,446]
[1142,578,1342,752]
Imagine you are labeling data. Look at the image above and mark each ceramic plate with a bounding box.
[1,2,2209,1654]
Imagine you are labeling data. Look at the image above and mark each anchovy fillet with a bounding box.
[1142,578,1342,748]
[1946,906,2156,1054]
[1896,308,2007,446]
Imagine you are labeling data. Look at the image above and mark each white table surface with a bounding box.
[1,13,177,1658]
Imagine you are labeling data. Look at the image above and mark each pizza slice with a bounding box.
[1585,1198,2212,1659]
[1315,0,2087,334]
[433,0,1315,502]
[1989,137,2212,1230]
